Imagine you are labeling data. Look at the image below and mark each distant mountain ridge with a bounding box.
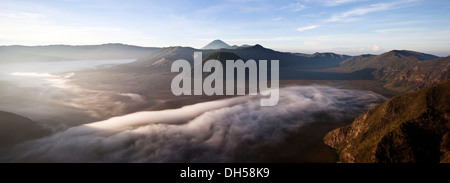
[0,43,160,63]
[201,40,255,50]
[2,41,448,93]
[341,50,439,70]
[341,50,448,92]
[296,52,352,63]
[125,43,448,92]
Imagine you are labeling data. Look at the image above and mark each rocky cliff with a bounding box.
[324,79,450,163]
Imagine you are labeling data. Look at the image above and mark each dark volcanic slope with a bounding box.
[340,50,449,92]
[129,44,352,71]
[0,43,159,63]
[224,45,308,67]
[198,51,243,78]
[218,45,352,68]
[324,79,450,163]
[202,51,242,63]
[0,111,50,147]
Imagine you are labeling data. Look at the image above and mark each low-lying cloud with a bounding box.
[0,60,140,127]
[12,86,386,162]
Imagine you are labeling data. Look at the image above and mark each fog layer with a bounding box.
[0,59,136,128]
[13,86,385,162]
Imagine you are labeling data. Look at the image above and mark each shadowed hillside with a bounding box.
[324,79,450,163]
[0,111,50,147]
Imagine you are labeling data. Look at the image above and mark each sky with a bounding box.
[0,0,449,56]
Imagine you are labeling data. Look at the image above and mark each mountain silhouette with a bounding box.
[0,111,50,147]
[202,39,232,49]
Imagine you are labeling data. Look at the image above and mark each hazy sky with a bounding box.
[1,0,449,56]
